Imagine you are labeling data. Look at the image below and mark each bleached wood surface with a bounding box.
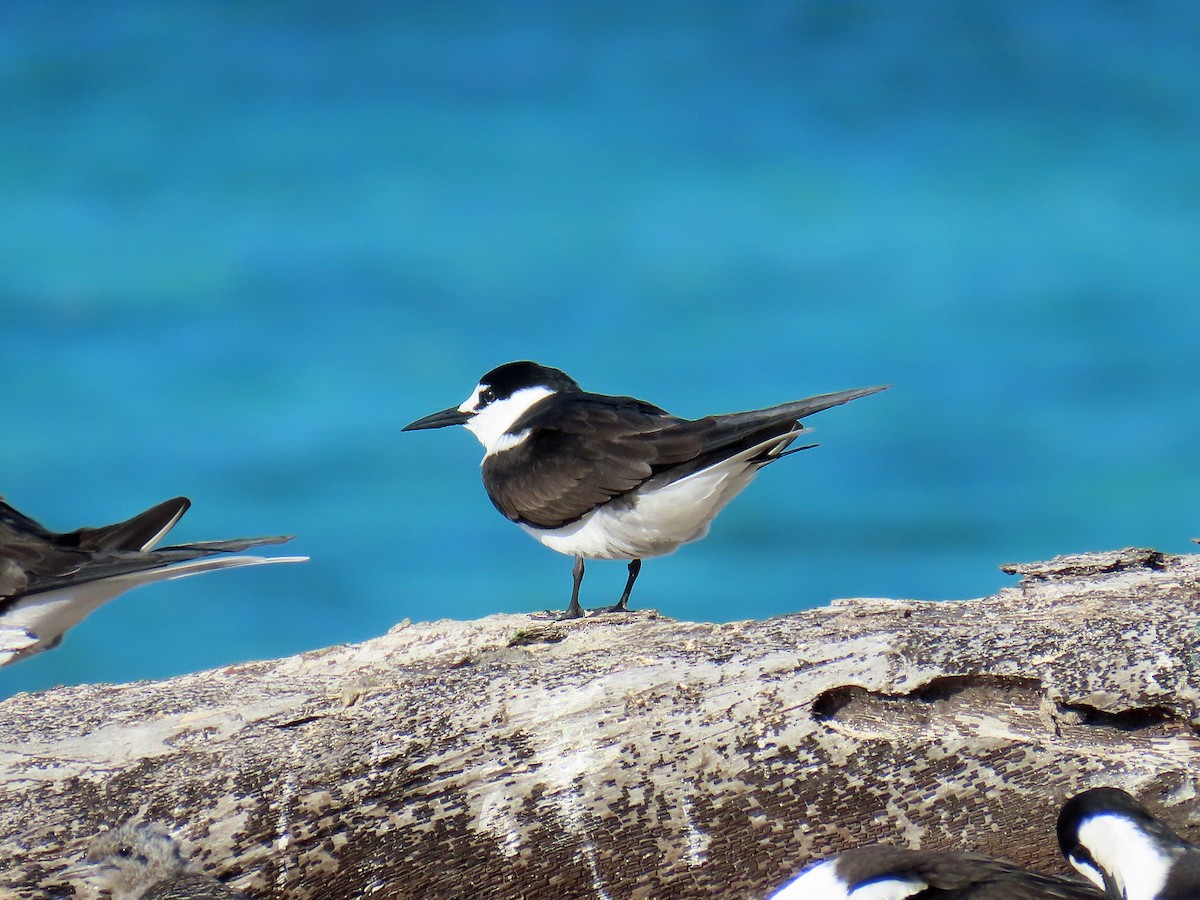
[2,548,1199,899]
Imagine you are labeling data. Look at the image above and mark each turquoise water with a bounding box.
[3,2,1198,698]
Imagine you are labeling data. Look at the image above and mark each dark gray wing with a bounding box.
[1,511,92,603]
[829,847,1105,899]
[482,393,697,528]
[0,536,296,604]
[1161,849,1200,898]
[0,500,57,540]
[482,385,888,529]
[921,853,1106,899]
[1,497,194,603]
[61,496,190,551]
[1,496,294,606]
[0,497,189,552]
[649,385,889,483]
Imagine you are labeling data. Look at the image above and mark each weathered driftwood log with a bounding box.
[2,548,1199,899]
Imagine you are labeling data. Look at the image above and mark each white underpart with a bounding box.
[768,858,927,900]
[526,427,800,559]
[460,384,555,454]
[0,625,39,665]
[1072,815,1173,900]
[0,554,307,667]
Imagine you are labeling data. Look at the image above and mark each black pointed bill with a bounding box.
[402,406,472,431]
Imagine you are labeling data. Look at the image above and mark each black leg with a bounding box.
[602,558,641,613]
[617,558,641,610]
[562,555,585,619]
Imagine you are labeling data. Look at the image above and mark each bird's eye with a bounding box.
[116,845,133,858]
[479,388,497,404]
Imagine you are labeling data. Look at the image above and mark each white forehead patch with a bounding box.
[457,383,488,415]
[1075,814,1171,900]
[461,385,554,454]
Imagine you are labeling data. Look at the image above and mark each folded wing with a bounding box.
[483,385,888,529]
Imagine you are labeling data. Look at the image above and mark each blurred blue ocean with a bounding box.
[2,2,1198,698]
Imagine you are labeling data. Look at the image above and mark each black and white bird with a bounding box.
[67,820,247,899]
[1058,787,1200,900]
[768,844,1105,899]
[403,361,887,619]
[0,496,305,667]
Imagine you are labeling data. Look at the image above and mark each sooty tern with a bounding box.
[403,361,887,619]
[768,844,1105,900]
[1058,787,1200,900]
[67,820,248,900]
[0,496,305,667]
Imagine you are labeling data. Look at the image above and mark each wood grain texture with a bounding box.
[2,548,1199,899]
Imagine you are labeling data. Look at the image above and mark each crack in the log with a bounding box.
[811,673,1190,735]
[1053,700,1184,732]
[810,674,1043,720]
[274,714,326,729]
[507,627,567,648]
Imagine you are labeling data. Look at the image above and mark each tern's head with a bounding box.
[69,821,188,900]
[1058,787,1185,900]
[402,361,580,452]
[768,846,949,900]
